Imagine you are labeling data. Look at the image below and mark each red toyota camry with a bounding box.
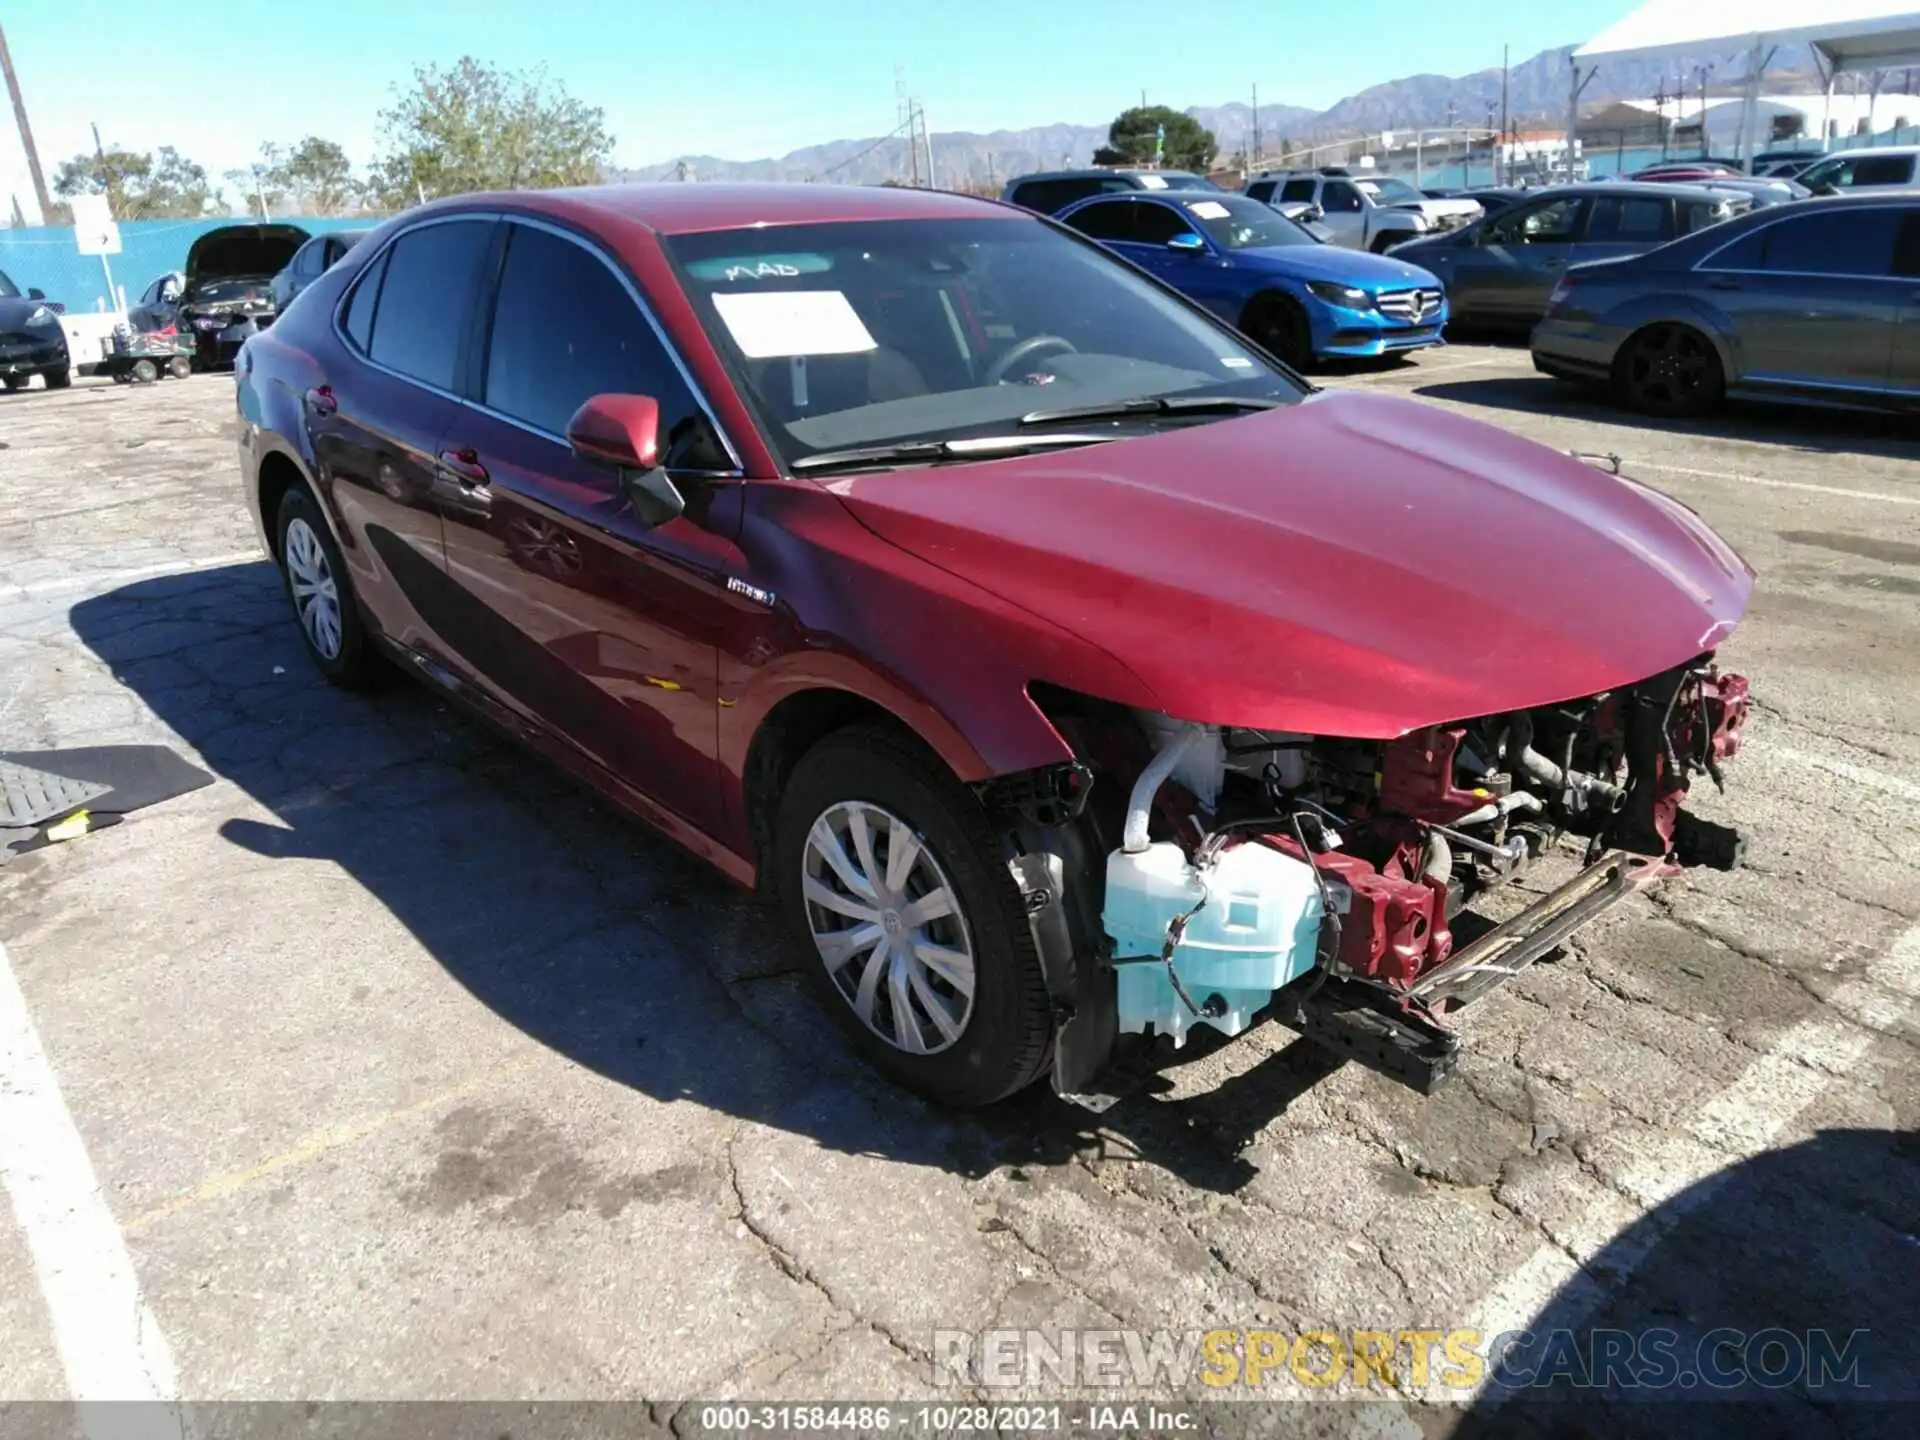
[235,183,1752,1107]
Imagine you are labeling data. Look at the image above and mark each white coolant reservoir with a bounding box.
[1103,840,1325,1047]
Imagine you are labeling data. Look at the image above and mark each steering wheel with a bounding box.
[986,334,1078,385]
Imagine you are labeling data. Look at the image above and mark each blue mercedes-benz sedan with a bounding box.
[1055,190,1447,368]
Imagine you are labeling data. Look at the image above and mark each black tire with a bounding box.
[1246,293,1312,373]
[774,724,1051,1107]
[130,358,158,385]
[1369,232,1402,254]
[167,355,191,380]
[41,366,70,390]
[2,376,26,392]
[1613,323,1725,418]
[275,485,380,687]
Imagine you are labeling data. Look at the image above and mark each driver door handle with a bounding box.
[438,446,489,487]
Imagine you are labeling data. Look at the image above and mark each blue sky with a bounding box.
[1,0,1636,217]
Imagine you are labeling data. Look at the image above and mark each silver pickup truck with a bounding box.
[1246,169,1482,252]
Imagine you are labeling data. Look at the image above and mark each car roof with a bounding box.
[1806,145,1920,158]
[1009,169,1206,182]
[414,182,1016,237]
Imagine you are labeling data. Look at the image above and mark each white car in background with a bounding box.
[1246,168,1483,251]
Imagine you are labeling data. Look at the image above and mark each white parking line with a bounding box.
[0,937,188,1433]
[1626,461,1920,508]
[1421,919,1920,1406]
[0,550,263,605]
[1778,745,1920,805]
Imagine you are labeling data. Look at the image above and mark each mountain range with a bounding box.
[617,42,1832,189]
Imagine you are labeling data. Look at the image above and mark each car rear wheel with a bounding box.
[276,486,380,688]
[2,376,25,392]
[774,724,1051,1107]
[41,367,70,390]
[1615,323,1724,418]
[1369,233,1402,253]
[1246,294,1312,372]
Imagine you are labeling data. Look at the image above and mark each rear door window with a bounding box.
[1011,178,1103,214]
[1246,180,1277,204]
[1583,196,1674,244]
[1280,179,1317,203]
[1710,209,1903,277]
[363,219,494,390]
[340,247,389,351]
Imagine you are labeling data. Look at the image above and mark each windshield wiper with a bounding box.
[1017,394,1286,427]
[791,431,1115,475]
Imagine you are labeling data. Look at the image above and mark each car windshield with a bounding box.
[0,269,19,299]
[1356,177,1424,205]
[665,216,1302,465]
[1179,195,1317,249]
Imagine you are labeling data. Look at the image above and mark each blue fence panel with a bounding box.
[0,216,375,313]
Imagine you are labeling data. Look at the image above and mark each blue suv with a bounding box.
[1056,190,1448,368]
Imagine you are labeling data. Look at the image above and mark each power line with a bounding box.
[811,113,918,182]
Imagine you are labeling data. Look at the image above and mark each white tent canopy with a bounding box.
[1569,2,1920,162]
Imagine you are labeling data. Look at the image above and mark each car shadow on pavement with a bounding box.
[1415,376,1920,462]
[72,562,1340,1196]
[1453,1127,1918,1438]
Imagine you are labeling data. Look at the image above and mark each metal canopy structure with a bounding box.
[1568,2,1920,164]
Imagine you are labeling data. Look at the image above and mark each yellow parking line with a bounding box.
[122,1054,535,1234]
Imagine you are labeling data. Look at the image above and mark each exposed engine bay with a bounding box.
[988,659,1751,1101]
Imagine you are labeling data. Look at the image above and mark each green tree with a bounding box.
[52,144,218,219]
[368,57,613,206]
[1092,105,1217,172]
[275,136,359,214]
[228,137,360,217]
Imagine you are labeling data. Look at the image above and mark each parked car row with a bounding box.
[1533,192,1920,416]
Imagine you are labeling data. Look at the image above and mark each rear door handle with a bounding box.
[1707,278,1743,291]
[303,385,337,415]
[438,446,489,487]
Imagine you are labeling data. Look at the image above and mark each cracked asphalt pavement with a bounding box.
[0,354,1915,1435]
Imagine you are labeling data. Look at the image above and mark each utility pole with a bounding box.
[917,102,935,189]
[1251,83,1261,170]
[1499,44,1510,188]
[1696,64,1713,157]
[0,22,51,222]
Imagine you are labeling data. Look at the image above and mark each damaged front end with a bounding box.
[986,662,1751,1102]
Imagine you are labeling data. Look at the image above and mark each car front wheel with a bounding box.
[41,366,71,390]
[775,725,1052,1107]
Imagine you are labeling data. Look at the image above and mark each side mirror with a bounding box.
[566,393,686,526]
[1302,205,1325,224]
[1167,232,1206,253]
[27,288,44,300]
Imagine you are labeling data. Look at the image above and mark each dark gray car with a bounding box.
[1001,169,1221,215]
[1391,182,1743,330]
[1531,193,1920,416]
[270,230,370,309]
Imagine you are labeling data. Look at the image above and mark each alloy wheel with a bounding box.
[284,517,343,660]
[801,800,977,1055]
[1626,324,1714,412]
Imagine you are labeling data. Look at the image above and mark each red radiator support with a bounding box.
[1263,836,1452,989]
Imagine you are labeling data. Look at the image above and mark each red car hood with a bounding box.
[831,390,1752,738]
